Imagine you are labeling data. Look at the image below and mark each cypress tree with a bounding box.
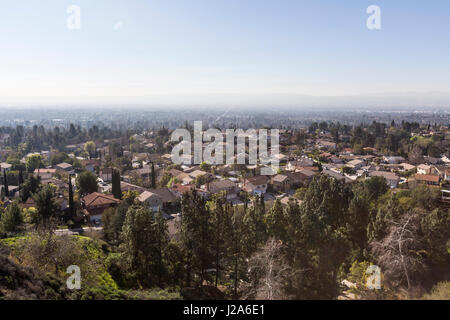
[3,169,9,198]
[68,174,74,218]
[18,169,24,187]
[112,169,122,200]
[151,162,156,189]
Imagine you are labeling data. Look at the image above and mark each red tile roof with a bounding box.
[82,192,120,207]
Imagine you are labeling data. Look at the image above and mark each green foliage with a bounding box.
[0,201,23,233]
[26,154,43,173]
[76,170,98,195]
[111,168,122,199]
[84,141,96,159]
[33,184,58,227]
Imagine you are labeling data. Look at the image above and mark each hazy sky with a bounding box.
[1,0,449,107]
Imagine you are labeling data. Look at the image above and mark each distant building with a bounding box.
[0,162,12,172]
[368,171,400,188]
[55,162,73,173]
[383,156,405,164]
[417,164,432,175]
[243,175,270,195]
[81,192,120,225]
[413,174,440,186]
[138,191,163,212]
[206,179,239,199]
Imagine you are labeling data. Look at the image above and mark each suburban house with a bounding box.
[0,162,12,172]
[170,184,196,198]
[445,170,450,183]
[100,168,113,182]
[323,169,353,184]
[81,159,101,173]
[287,159,314,171]
[81,192,120,225]
[206,179,239,199]
[383,156,405,164]
[368,171,400,188]
[149,188,178,209]
[417,164,432,175]
[34,168,57,181]
[400,163,416,172]
[271,174,292,192]
[346,159,366,170]
[296,169,317,183]
[55,162,74,173]
[138,191,163,212]
[414,174,440,186]
[317,140,336,150]
[120,181,147,194]
[243,175,270,195]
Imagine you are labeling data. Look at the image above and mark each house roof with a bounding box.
[34,168,57,174]
[169,168,184,177]
[82,192,120,207]
[297,169,316,178]
[207,179,236,193]
[56,162,72,169]
[246,175,270,186]
[347,159,365,166]
[369,171,399,181]
[272,174,289,183]
[323,169,353,183]
[188,170,208,179]
[0,162,12,169]
[138,191,160,202]
[414,174,440,183]
[149,188,177,203]
[171,183,195,195]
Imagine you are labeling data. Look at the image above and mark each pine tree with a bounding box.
[0,201,23,233]
[180,190,213,286]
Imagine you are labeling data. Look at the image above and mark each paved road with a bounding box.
[54,227,103,236]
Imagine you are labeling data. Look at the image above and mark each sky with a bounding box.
[0,0,449,107]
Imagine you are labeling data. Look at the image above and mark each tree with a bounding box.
[111,168,122,200]
[121,205,169,287]
[199,161,211,172]
[151,162,156,189]
[68,174,74,219]
[229,207,247,299]
[33,184,58,228]
[18,169,24,186]
[76,171,98,196]
[84,141,96,159]
[26,154,43,173]
[179,190,213,286]
[209,193,232,287]
[243,238,294,300]
[103,201,129,245]
[371,211,425,291]
[408,145,423,165]
[265,199,287,241]
[0,201,23,233]
[3,169,9,198]
[20,175,41,202]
